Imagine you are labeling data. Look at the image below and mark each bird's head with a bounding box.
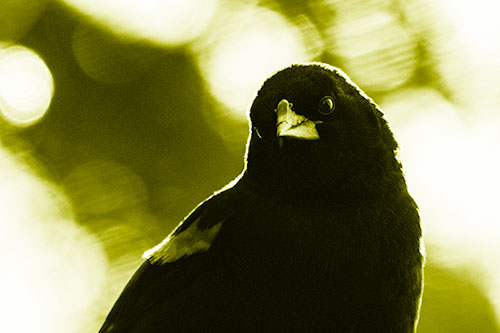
[244,63,405,202]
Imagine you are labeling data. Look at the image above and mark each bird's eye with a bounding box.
[317,96,335,115]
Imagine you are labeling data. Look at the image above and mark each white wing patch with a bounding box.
[143,218,223,264]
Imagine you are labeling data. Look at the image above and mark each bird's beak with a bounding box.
[275,99,320,140]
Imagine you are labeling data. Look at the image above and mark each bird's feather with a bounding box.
[100,63,424,332]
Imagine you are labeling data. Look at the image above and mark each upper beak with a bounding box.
[275,99,320,140]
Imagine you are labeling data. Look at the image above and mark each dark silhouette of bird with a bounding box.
[99,63,424,332]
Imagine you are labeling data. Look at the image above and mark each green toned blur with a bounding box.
[0,0,499,332]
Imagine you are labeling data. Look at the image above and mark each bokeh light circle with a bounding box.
[72,24,162,84]
[0,45,54,127]
[61,0,218,46]
[193,4,319,121]
[326,10,417,91]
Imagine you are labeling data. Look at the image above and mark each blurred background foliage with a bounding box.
[0,0,499,331]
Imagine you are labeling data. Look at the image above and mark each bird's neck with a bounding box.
[244,137,408,205]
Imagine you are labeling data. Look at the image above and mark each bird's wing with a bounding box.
[99,179,245,333]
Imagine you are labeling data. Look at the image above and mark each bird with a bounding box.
[99,63,424,332]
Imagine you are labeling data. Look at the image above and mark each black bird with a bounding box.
[99,63,424,332]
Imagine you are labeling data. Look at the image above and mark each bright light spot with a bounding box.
[0,45,54,126]
[438,0,500,62]
[0,146,109,332]
[193,4,319,121]
[61,0,218,46]
[382,88,500,323]
[424,0,500,114]
[326,10,417,91]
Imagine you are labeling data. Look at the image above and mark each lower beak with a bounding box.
[276,99,320,140]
